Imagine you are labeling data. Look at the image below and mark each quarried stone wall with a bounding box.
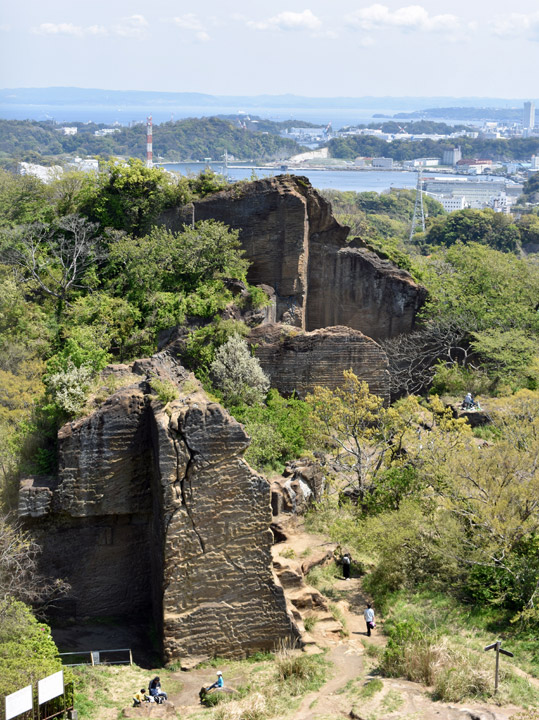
[249,324,390,401]
[19,355,297,660]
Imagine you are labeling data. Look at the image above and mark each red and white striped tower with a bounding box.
[146,115,153,168]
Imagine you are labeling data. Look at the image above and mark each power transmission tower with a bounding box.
[409,167,425,241]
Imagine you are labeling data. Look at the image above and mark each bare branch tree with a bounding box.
[382,316,478,397]
[0,514,69,619]
[0,214,103,310]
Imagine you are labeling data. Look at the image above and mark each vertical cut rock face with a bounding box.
[159,176,425,340]
[19,356,297,660]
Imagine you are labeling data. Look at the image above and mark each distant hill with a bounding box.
[392,107,528,123]
[0,117,303,163]
[0,87,534,111]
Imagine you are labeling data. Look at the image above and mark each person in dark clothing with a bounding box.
[342,552,351,580]
[149,676,167,701]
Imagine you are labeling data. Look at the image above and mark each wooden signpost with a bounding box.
[484,640,514,693]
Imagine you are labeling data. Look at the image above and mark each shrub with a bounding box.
[45,361,93,416]
[430,362,493,397]
[0,599,67,701]
[274,650,328,695]
[210,334,269,406]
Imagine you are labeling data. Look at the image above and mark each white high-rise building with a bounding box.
[523,101,535,130]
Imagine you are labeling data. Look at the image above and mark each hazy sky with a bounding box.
[1,0,538,97]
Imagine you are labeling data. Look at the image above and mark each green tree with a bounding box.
[306,371,424,508]
[0,169,53,228]
[79,158,185,235]
[424,208,521,253]
[107,220,248,299]
[0,215,103,315]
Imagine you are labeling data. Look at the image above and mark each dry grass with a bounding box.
[214,692,268,720]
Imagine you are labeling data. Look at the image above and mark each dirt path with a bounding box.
[166,521,534,720]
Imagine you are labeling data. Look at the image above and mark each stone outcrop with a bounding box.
[20,354,298,660]
[249,324,390,401]
[271,459,326,516]
[159,176,426,341]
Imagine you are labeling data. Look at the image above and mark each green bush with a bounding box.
[430,362,493,396]
[0,599,67,701]
[230,389,311,471]
[274,651,328,695]
[149,377,179,405]
[210,334,269,406]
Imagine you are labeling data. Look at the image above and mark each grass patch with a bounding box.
[328,602,349,637]
[72,663,183,719]
[378,608,539,706]
[358,677,383,699]
[279,547,296,560]
[275,650,330,696]
[381,689,404,712]
[362,641,382,658]
[382,590,539,680]
[306,561,342,601]
[303,614,318,633]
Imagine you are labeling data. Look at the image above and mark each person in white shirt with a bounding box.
[364,603,375,636]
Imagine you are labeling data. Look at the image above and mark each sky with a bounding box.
[1,0,538,98]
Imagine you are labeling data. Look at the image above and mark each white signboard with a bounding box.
[38,669,64,705]
[5,685,33,720]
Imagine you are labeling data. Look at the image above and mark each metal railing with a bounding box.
[58,648,132,667]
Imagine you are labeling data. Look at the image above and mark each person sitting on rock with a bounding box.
[149,676,167,701]
[206,671,224,692]
[133,688,148,706]
[462,392,474,410]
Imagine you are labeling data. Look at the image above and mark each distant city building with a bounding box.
[354,157,366,167]
[372,157,393,169]
[456,158,493,175]
[424,177,522,209]
[94,128,121,137]
[427,193,467,212]
[67,157,99,173]
[403,158,439,168]
[61,127,78,135]
[531,155,539,170]
[523,101,535,130]
[443,147,462,166]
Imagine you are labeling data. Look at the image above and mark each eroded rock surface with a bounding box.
[249,324,390,401]
[20,354,298,660]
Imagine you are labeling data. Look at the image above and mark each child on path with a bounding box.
[364,603,375,636]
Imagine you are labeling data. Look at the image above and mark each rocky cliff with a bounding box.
[160,175,426,340]
[20,354,298,660]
